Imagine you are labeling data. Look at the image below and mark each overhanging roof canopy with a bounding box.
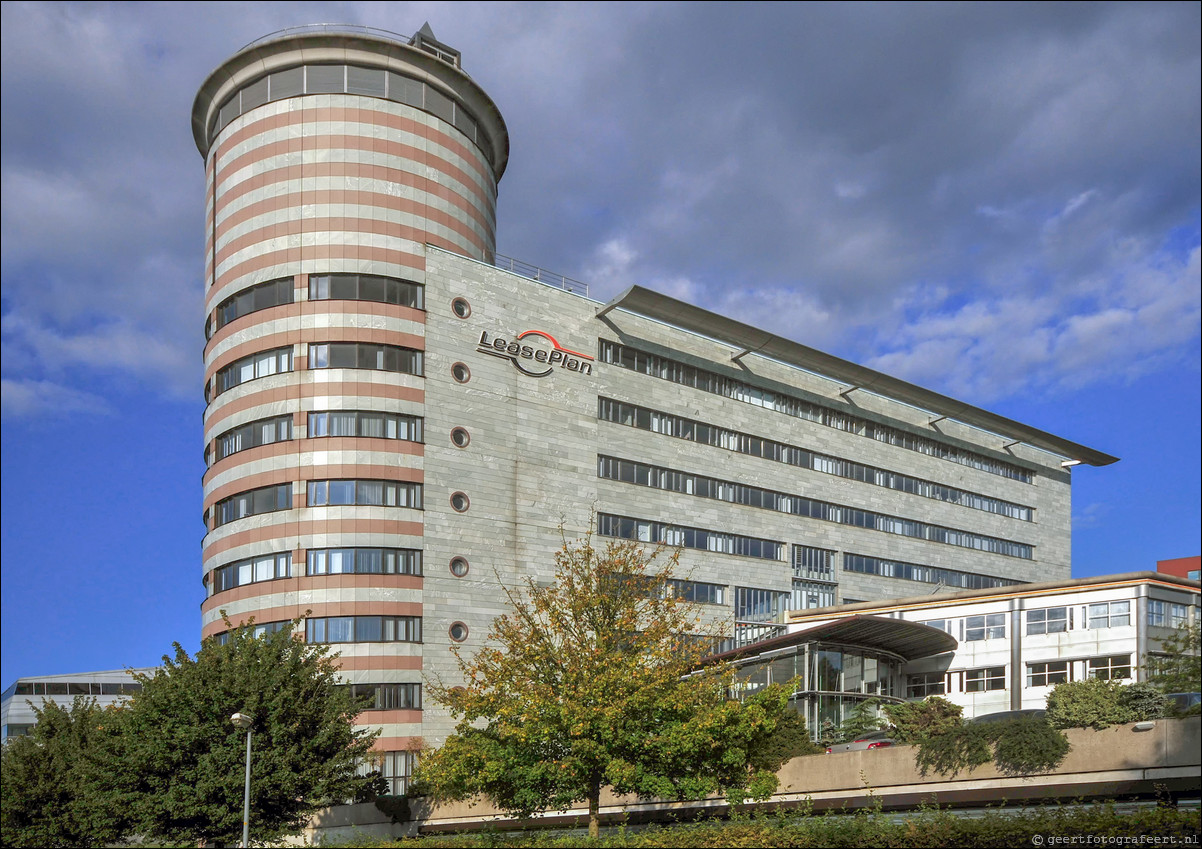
[599,285,1118,467]
[708,615,958,665]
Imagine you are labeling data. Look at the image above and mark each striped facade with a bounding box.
[194,26,507,784]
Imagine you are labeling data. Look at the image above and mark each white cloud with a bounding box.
[1,378,112,418]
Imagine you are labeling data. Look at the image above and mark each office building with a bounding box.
[193,24,1116,789]
[1,669,152,742]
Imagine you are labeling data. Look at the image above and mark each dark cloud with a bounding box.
[1,1,1198,413]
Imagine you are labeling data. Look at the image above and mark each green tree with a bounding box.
[0,698,127,848]
[1145,621,1201,703]
[416,531,796,838]
[833,697,883,743]
[108,616,379,845]
[882,695,963,744]
[1046,678,1135,730]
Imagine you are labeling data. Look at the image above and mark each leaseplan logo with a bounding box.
[476,329,594,378]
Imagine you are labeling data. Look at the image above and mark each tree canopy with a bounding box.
[416,531,800,837]
[0,698,126,848]
[1145,621,1201,704]
[2,617,380,847]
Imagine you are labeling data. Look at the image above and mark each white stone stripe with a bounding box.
[204,451,424,495]
[206,312,426,363]
[214,231,427,281]
[213,100,493,196]
[203,371,425,428]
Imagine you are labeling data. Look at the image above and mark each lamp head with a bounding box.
[230,712,253,730]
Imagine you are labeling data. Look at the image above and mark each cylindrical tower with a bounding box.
[194,24,507,793]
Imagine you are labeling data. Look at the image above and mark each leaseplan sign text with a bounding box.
[477,329,594,377]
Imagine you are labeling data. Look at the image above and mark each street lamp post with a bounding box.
[230,712,253,848]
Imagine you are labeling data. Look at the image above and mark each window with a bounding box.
[1027,607,1070,635]
[449,622,469,642]
[1088,655,1132,681]
[214,620,290,645]
[793,545,835,581]
[213,415,292,463]
[348,683,422,711]
[213,483,291,527]
[309,273,423,308]
[964,614,1006,642]
[365,750,418,797]
[735,587,791,623]
[597,513,783,562]
[214,347,292,397]
[309,343,423,375]
[450,492,470,513]
[449,556,469,577]
[210,277,293,336]
[210,552,294,594]
[1170,603,1189,628]
[308,411,422,442]
[597,397,1035,521]
[306,548,422,576]
[1148,600,1167,627]
[307,480,422,509]
[450,427,470,448]
[907,671,946,698]
[791,579,835,611]
[451,297,471,318]
[666,578,726,605]
[1087,601,1131,629]
[597,343,1033,482]
[1027,661,1070,687]
[597,455,1032,559]
[844,553,1019,591]
[306,616,421,644]
[964,666,1006,692]
[451,362,470,383]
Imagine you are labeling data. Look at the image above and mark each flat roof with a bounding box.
[600,285,1118,467]
[788,570,1202,624]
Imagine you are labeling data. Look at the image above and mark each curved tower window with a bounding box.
[309,343,423,375]
[309,273,424,309]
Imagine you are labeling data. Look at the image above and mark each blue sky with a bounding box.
[2,1,1199,684]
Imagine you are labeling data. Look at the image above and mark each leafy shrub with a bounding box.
[883,696,963,744]
[914,721,994,777]
[991,716,1071,775]
[1119,682,1169,721]
[746,708,822,770]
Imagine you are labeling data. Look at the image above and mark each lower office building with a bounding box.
[1,669,152,742]
[192,24,1117,786]
[724,571,1198,734]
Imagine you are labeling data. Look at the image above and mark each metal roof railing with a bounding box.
[493,253,589,297]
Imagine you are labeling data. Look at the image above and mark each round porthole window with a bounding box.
[450,491,470,513]
[451,297,471,319]
[450,427,470,448]
[451,362,471,384]
[449,556,469,577]
[449,622,469,643]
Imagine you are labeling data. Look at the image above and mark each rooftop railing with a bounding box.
[239,24,412,53]
[493,253,590,297]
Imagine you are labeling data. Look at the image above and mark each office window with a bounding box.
[215,620,291,645]
[1170,603,1189,628]
[845,554,1019,591]
[210,277,293,336]
[309,273,423,309]
[665,578,726,605]
[214,347,292,396]
[921,619,953,635]
[1087,601,1131,629]
[964,666,1006,692]
[213,415,292,463]
[907,671,946,698]
[306,548,422,576]
[735,587,791,623]
[963,614,1006,642]
[308,411,422,442]
[307,480,422,509]
[1027,607,1070,635]
[1027,661,1070,687]
[793,545,835,581]
[309,342,423,375]
[210,552,293,594]
[213,484,291,527]
[306,616,421,644]
[1087,655,1132,681]
[365,750,418,797]
[1148,600,1167,627]
[348,683,422,711]
[596,513,783,561]
[791,579,836,611]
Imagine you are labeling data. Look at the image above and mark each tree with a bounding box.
[882,696,963,744]
[0,698,127,848]
[106,616,379,845]
[416,531,797,837]
[1145,621,1201,703]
